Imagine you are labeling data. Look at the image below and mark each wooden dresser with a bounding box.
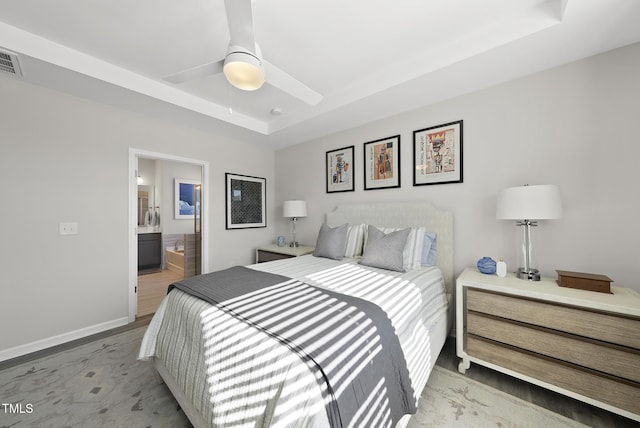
[456,268,640,421]
[255,244,315,263]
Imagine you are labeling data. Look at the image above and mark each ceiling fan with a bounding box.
[163,0,322,106]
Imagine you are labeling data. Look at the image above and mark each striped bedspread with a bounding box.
[139,256,449,428]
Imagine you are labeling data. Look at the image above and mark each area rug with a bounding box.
[0,327,189,428]
[408,365,588,428]
[0,327,587,428]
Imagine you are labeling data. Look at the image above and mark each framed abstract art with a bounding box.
[413,120,463,186]
[326,146,355,193]
[363,135,400,190]
[225,173,266,229]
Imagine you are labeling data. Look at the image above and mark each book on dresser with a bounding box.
[456,267,640,422]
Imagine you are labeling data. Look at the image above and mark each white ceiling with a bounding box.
[1,0,639,149]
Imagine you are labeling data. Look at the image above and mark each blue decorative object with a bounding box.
[477,257,497,274]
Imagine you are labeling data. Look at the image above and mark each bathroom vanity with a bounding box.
[138,231,162,271]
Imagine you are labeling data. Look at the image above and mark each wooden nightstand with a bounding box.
[255,244,315,263]
[456,267,640,422]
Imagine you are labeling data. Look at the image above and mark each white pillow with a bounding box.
[344,223,366,258]
[364,226,426,270]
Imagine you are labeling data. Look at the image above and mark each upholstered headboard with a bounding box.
[326,200,454,294]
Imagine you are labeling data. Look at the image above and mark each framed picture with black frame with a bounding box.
[413,120,463,186]
[363,135,401,190]
[326,145,355,193]
[225,173,266,229]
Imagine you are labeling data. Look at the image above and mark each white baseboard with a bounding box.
[0,317,129,363]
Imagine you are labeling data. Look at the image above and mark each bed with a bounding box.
[139,201,454,428]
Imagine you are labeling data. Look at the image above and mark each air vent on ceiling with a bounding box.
[0,49,23,77]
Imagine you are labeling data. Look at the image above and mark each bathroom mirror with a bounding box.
[137,185,155,226]
[137,191,149,226]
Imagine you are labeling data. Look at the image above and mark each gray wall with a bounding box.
[1,41,638,360]
[274,42,640,292]
[0,76,276,357]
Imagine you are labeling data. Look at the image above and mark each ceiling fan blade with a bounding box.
[163,60,224,84]
[164,0,321,105]
[264,60,323,106]
[224,0,257,53]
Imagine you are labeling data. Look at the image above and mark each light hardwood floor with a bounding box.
[137,269,183,317]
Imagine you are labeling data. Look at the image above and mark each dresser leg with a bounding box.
[458,357,470,374]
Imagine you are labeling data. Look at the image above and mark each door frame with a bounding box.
[128,148,210,322]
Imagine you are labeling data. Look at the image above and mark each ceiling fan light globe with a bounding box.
[223,51,265,91]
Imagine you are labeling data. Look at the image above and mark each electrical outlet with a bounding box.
[59,222,79,235]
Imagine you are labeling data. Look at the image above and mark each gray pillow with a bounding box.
[360,225,411,272]
[313,223,348,260]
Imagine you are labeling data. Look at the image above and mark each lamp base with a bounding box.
[515,268,540,281]
[289,241,300,248]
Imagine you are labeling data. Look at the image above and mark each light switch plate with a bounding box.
[59,222,79,235]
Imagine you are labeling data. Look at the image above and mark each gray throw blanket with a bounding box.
[169,266,416,427]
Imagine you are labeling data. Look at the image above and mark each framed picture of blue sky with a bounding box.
[174,178,200,219]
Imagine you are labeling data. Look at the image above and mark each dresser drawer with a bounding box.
[466,288,640,349]
[256,250,294,263]
[458,268,640,422]
[467,335,640,416]
[467,312,640,383]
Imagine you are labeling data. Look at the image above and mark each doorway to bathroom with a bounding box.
[128,148,210,322]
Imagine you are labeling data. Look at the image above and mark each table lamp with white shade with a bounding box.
[283,200,307,247]
[496,184,562,281]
